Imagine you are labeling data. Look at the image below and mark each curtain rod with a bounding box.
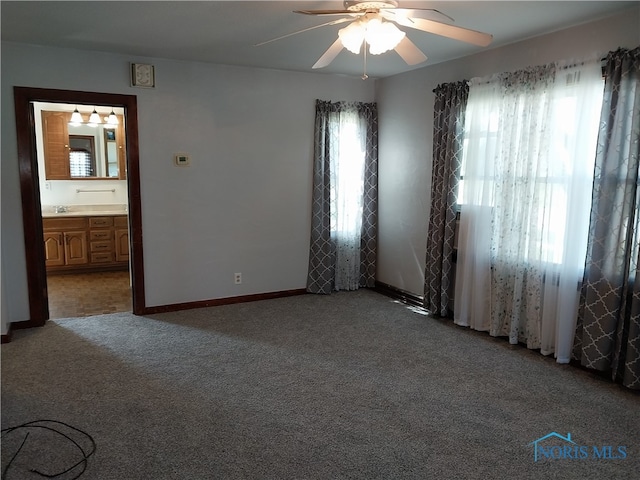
[467,56,607,87]
[434,55,609,92]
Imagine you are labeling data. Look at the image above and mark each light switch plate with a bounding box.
[174,153,191,166]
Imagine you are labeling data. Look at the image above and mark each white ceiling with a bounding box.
[2,1,638,79]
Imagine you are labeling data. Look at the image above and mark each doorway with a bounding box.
[36,101,132,319]
[14,87,146,328]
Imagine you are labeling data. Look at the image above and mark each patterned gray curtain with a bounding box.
[357,102,379,289]
[307,100,378,294]
[307,100,334,294]
[573,47,640,389]
[424,81,469,316]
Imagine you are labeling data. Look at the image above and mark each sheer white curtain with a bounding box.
[455,59,604,362]
[330,110,366,290]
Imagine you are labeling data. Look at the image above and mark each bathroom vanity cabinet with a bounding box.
[43,215,129,273]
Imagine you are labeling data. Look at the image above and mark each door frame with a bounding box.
[14,87,146,326]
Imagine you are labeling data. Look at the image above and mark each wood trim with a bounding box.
[374,281,424,308]
[14,87,49,325]
[13,87,146,331]
[3,315,59,343]
[142,289,308,315]
[122,95,145,315]
[1,323,13,344]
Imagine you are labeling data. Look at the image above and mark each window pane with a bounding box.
[69,150,93,177]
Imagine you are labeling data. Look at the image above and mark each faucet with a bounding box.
[54,205,69,213]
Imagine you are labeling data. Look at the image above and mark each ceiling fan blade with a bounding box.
[313,38,345,69]
[395,16,493,47]
[254,17,352,47]
[394,36,428,65]
[294,10,354,16]
[391,8,454,24]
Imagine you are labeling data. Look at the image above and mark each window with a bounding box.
[68,135,96,178]
[329,111,367,290]
[454,61,606,357]
[330,116,366,239]
[307,100,377,294]
[457,67,604,265]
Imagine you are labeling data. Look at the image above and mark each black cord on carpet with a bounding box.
[1,420,96,480]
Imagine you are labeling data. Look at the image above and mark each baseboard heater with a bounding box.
[374,281,424,308]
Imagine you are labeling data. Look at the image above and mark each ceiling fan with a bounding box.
[256,1,493,72]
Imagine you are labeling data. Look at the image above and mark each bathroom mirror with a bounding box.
[68,135,97,176]
[37,102,126,180]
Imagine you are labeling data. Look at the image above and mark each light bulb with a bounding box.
[69,108,84,126]
[88,109,102,127]
[366,20,405,55]
[107,110,119,126]
[339,21,365,54]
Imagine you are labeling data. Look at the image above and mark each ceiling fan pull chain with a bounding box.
[362,45,369,80]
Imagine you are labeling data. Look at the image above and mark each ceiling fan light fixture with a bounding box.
[339,16,405,56]
[338,21,365,54]
[286,0,491,70]
[366,18,405,54]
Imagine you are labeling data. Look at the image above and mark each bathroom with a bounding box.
[34,101,131,318]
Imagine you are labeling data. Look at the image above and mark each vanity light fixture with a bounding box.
[69,107,84,126]
[106,109,119,126]
[88,108,102,127]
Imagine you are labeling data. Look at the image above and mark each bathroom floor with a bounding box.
[46,270,132,319]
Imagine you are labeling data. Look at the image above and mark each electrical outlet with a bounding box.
[234,273,242,284]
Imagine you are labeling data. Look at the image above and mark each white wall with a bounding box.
[1,42,375,333]
[375,7,640,297]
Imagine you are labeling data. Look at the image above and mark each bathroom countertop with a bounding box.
[41,210,128,218]
[41,204,128,218]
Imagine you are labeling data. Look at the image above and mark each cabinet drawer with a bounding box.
[91,252,114,263]
[114,216,128,227]
[89,217,114,228]
[90,240,113,253]
[90,230,112,241]
[43,217,88,231]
